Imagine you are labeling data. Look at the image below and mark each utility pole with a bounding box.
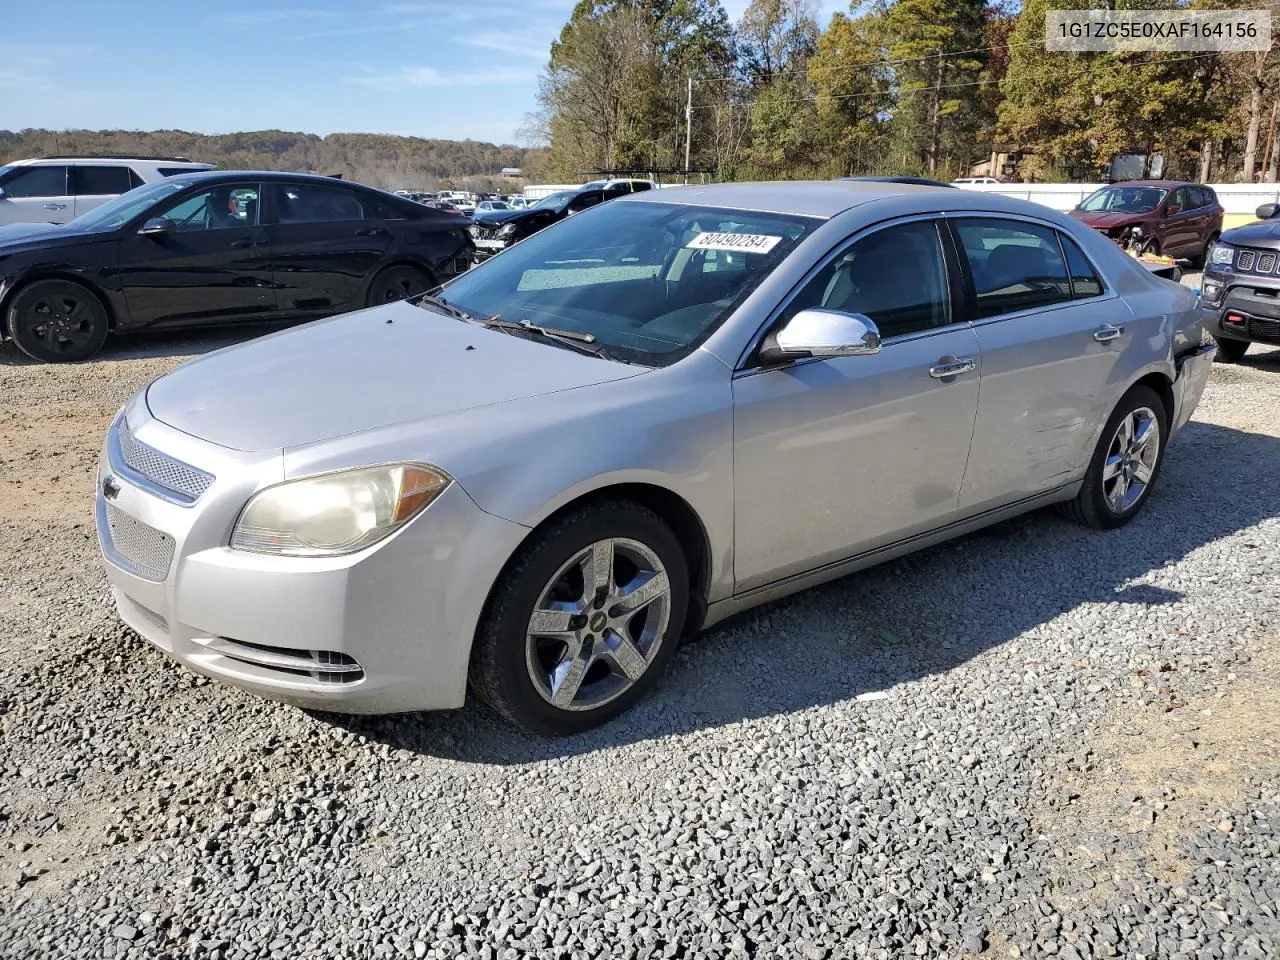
[684,77,693,184]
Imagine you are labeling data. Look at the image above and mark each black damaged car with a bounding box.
[469,186,611,261]
[1199,201,1280,363]
[0,171,474,362]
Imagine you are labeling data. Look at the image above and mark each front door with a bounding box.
[118,182,276,327]
[950,217,1125,513]
[0,164,71,225]
[264,181,391,316]
[732,218,982,591]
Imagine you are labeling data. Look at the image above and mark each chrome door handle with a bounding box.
[929,357,976,379]
[42,202,67,210]
[1093,323,1124,343]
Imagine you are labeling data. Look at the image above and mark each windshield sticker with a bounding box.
[686,232,782,254]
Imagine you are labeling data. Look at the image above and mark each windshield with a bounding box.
[532,191,574,210]
[68,179,187,231]
[437,200,818,367]
[1079,186,1167,215]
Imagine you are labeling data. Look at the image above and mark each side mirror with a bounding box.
[138,217,176,238]
[0,186,7,199]
[760,308,882,363]
[1257,203,1279,220]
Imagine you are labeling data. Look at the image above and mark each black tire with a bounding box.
[1213,336,1249,363]
[1136,237,1160,258]
[6,279,110,363]
[1059,385,1167,530]
[365,265,431,308]
[470,500,689,736]
[1191,232,1219,269]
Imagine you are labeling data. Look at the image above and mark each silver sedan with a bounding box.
[95,181,1215,734]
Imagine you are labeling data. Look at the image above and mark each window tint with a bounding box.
[272,183,365,223]
[72,165,134,196]
[1,165,68,198]
[158,167,196,177]
[1201,186,1218,207]
[567,191,604,213]
[128,169,145,190]
[1170,187,1190,212]
[782,220,949,339]
[954,219,1071,318]
[155,185,260,232]
[1060,235,1103,299]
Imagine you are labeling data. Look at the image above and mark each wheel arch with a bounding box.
[1132,370,1175,427]
[1,271,120,337]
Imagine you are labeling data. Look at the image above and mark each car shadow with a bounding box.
[317,417,1280,764]
[0,323,291,366]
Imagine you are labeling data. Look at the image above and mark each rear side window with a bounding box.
[272,183,366,223]
[72,165,134,196]
[1,165,69,197]
[954,218,1071,318]
[158,167,196,177]
[1059,235,1103,299]
[128,169,145,189]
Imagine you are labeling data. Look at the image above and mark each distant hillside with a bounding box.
[0,129,549,192]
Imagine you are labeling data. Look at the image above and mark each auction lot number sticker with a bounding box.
[686,232,783,254]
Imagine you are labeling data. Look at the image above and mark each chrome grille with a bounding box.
[104,503,175,581]
[115,418,214,503]
[1258,253,1277,274]
[1237,250,1256,271]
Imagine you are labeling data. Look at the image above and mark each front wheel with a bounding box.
[1060,385,1167,530]
[1213,336,1249,363]
[365,265,430,307]
[470,500,689,735]
[6,279,110,362]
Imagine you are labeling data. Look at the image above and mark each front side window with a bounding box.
[68,179,185,231]
[779,220,950,339]
[567,192,604,214]
[0,165,69,198]
[156,185,260,232]
[439,201,817,366]
[954,218,1071,318]
[1169,187,1191,213]
[272,183,365,223]
[72,165,134,196]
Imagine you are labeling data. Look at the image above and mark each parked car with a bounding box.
[1069,180,1223,265]
[475,200,510,214]
[953,177,1000,185]
[1198,201,1280,362]
[469,185,612,259]
[423,199,465,216]
[502,195,529,209]
[580,178,656,195]
[0,170,473,362]
[95,181,1214,734]
[0,155,213,226]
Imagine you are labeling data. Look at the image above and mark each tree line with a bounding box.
[0,129,549,193]
[533,0,1280,184]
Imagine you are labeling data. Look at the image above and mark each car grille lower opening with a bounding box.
[195,636,365,684]
[104,502,175,581]
[1249,317,1280,342]
[114,418,215,503]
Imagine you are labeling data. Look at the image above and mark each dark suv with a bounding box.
[1069,180,1223,264]
[1199,203,1280,362]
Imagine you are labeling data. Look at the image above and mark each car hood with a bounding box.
[0,221,105,253]
[473,208,531,225]
[1222,220,1280,249]
[1070,210,1146,229]
[145,300,646,452]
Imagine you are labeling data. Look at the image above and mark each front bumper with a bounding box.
[1170,342,1216,437]
[1198,271,1280,345]
[95,398,529,714]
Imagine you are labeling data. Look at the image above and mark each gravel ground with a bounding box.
[2,304,1279,960]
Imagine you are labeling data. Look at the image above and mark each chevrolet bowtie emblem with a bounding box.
[101,474,121,501]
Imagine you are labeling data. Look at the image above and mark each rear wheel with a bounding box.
[471,500,689,735]
[1213,337,1249,363]
[6,279,110,363]
[1059,385,1167,530]
[365,265,430,307]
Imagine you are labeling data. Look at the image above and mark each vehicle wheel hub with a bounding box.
[1103,406,1160,513]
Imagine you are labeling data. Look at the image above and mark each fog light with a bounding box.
[1200,280,1222,303]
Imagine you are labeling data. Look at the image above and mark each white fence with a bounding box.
[956,181,1280,218]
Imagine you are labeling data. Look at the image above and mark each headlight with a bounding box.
[1209,243,1235,265]
[230,463,450,557]
[496,223,517,238]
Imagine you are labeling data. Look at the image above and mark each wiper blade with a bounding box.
[482,316,629,362]
[412,293,475,322]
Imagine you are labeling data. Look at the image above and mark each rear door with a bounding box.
[71,165,141,219]
[0,165,71,224]
[1162,187,1200,257]
[118,182,276,327]
[951,216,1125,513]
[264,181,392,316]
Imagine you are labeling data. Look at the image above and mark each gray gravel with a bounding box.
[2,320,1279,960]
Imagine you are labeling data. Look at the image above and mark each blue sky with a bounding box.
[3,0,843,144]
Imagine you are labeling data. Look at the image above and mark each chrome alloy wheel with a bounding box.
[525,538,672,711]
[1103,406,1161,513]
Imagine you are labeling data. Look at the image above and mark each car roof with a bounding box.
[1104,180,1192,189]
[162,170,373,186]
[624,180,971,218]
